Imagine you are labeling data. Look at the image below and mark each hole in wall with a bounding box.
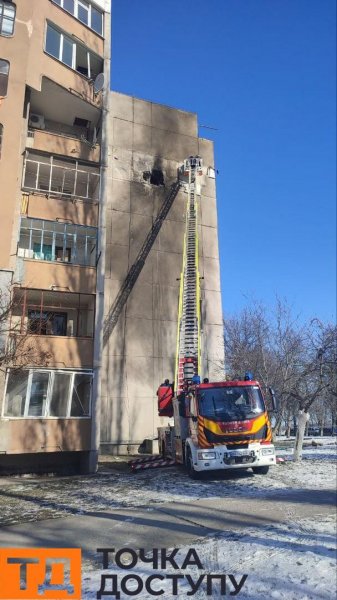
[150,169,164,186]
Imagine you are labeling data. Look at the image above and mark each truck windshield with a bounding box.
[197,386,265,422]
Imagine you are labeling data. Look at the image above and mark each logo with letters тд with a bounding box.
[0,548,81,600]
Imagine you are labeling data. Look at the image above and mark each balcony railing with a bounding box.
[22,153,100,202]
[11,288,95,339]
[18,217,97,267]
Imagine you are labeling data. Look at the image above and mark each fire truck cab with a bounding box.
[158,376,277,478]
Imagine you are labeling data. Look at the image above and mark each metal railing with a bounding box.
[22,155,100,202]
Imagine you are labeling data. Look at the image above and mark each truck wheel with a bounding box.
[186,449,199,480]
[252,466,269,475]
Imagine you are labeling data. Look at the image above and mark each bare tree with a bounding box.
[224,299,336,460]
[0,287,50,375]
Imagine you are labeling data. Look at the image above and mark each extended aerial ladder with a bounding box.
[175,157,203,395]
[133,155,277,476]
[130,156,204,472]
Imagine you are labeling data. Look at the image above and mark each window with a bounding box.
[46,23,103,78]
[3,369,93,418]
[0,1,15,36]
[70,373,91,416]
[0,59,9,96]
[18,218,97,267]
[4,370,28,417]
[0,123,3,158]
[52,0,103,35]
[77,0,89,26]
[12,288,95,338]
[198,385,265,422]
[28,372,49,416]
[28,310,68,336]
[22,152,100,201]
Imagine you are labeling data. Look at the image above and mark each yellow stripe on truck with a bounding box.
[203,414,268,436]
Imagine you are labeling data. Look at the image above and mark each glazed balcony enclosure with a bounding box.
[9,288,94,369]
[17,217,97,294]
[18,217,97,267]
[22,151,100,202]
[1,367,93,454]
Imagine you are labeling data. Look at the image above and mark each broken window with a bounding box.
[143,169,164,186]
[150,169,164,186]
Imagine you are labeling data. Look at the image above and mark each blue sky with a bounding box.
[111,0,336,324]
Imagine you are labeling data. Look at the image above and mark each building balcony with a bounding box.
[22,151,100,203]
[7,333,94,370]
[10,288,95,369]
[19,260,96,295]
[27,128,100,163]
[17,216,98,294]
[21,193,98,228]
[18,217,97,263]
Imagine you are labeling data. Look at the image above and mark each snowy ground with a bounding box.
[0,439,335,527]
[82,517,336,600]
[0,439,336,599]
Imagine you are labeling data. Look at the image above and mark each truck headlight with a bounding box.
[261,448,275,456]
[197,451,216,460]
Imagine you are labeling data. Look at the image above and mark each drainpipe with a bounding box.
[87,4,111,473]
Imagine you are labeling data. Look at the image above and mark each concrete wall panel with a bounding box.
[151,129,198,161]
[202,225,220,259]
[105,243,129,280]
[101,93,224,450]
[125,317,153,357]
[153,318,178,360]
[153,285,179,321]
[198,138,215,166]
[107,211,130,246]
[203,290,223,326]
[130,183,154,217]
[113,118,133,149]
[126,283,153,319]
[133,124,152,153]
[201,257,222,292]
[108,180,131,212]
[200,196,218,228]
[110,92,133,121]
[134,98,152,126]
[151,104,197,137]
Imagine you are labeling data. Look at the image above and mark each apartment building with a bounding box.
[0,1,224,472]
[0,0,111,473]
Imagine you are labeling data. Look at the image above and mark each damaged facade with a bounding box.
[100,92,224,454]
[0,0,223,472]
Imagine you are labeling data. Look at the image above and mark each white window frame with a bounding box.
[3,368,93,419]
[45,22,102,80]
[18,217,98,267]
[0,1,16,37]
[52,0,103,36]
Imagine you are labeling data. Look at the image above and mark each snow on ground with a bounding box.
[81,517,336,600]
[0,439,335,527]
[0,439,336,599]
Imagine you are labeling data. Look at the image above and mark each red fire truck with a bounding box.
[156,156,277,477]
[157,375,277,478]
